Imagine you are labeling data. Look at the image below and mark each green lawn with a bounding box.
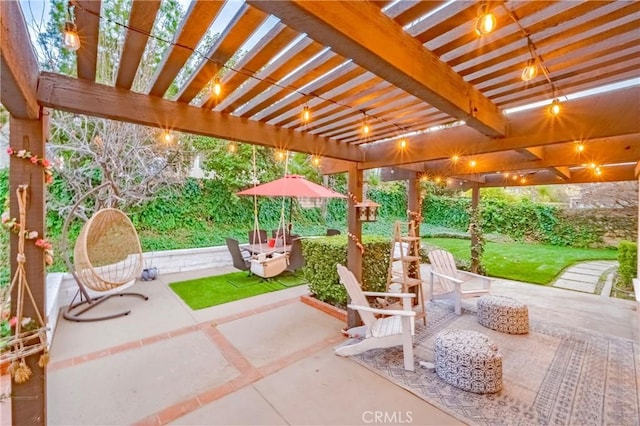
[169,270,306,310]
[424,238,618,285]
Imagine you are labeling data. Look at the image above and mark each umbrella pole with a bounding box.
[288,197,293,233]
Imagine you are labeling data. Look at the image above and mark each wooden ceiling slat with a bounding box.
[469,3,639,84]
[147,0,224,98]
[37,72,364,162]
[200,23,299,109]
[361,88,640,169]
[446,1,611,70]
[413,2,478,45]
[431,1,552,59]
[115,0,161,90]
[0,0,40,119]
[247,0,507,137]
[217,38,325,113]
[268,69,373,126]
[392,1,449,27]
[176,4,267,104]
[237,51,345,118]
[75,0,101,81]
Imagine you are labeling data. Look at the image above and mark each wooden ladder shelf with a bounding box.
[386,221,426,325]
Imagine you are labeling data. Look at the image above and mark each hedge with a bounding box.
[617,241,637,286]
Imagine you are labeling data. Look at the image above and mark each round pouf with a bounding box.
[477,295,529,335]
[434,329,502,394]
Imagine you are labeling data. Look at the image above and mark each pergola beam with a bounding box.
[247,0,507,137]
[361,88,640,169]
[37,72,364,162]
[75,0,101,81]
[0,0,40,119]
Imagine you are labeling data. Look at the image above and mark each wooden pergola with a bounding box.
[1,1,639,423]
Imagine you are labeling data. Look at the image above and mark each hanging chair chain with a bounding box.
[1,185,49,383]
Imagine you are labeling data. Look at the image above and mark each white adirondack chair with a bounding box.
[335,264,416,371]
[427,249,492,315]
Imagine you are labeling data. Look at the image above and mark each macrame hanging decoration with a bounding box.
[0,185,49,383]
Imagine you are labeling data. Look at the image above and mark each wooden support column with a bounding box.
[470,182,481,274]
[346,163,363,328]
[407,174,420,281]
[9,114,47,426]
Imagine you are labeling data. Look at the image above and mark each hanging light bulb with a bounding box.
[474,3,496,36]
[301,105,311,123]
[469,160,477,168]
[276,150,286,161]
[63,21,81,51]
[576,143,585,153]
[451,155,460,163]
[399,138,407,149]
[311,155,321,167]
[210,77,222,98]
[227,142,237,153]
[549,99,561,116]
[521,58,538,82]
[162,131,173,144]
[361,114,371,136]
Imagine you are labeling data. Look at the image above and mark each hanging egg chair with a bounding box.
[74,208,144,291]
[61,183,148,322]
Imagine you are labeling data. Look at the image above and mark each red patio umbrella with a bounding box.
[236,174,346,198]
[236,175,346,234]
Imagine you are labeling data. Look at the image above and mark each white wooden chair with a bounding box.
[335,264,416,371]
[427,249,492,315]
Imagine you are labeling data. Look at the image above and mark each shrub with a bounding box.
[617,241,637,286]
[301,235,390,308]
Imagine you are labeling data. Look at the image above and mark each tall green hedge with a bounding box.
[617,241,637,286]
[423,194,602,247]
[301,235,390,308]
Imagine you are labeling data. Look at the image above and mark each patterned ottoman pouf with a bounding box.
[434,329,502,394]
[477,295,529,334]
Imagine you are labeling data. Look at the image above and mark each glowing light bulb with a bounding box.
[311,155,321,166]
[521,59,538,82]
[435,177,442,184]
[595,167,602,176]
[520,177,526,184]
[399,139,407,149]
[474,4,496,36]
[210,77,221,98]
[469,160,477,167]
[362,123,370,135]
[451,155,460,163]
[162,131,172,143]
[503,172,510,178]
[302,106,311,123]
[277,151,285,161]
[63,21,81,51]
[576,143,584,153]
[549,99,561,116]
[419,175,428,182]
[228,142,237,153]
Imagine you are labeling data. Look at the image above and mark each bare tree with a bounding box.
[48,113,190,220]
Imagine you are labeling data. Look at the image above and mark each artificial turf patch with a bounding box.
[169,271,307,310]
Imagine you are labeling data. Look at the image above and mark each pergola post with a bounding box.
[408,174,421,280]
[9,114,48,425]
[470,182,481,274]
[346,163,363,328]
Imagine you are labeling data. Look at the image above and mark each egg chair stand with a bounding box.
[61,183,148,322]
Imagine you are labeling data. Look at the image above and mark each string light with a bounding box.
[399,138,407,149]
[62,3,80,51]
[161,130,173,144]
[474,2,497,36]
[276,150,286,161]
[361,113,371,136]
[301,105,311,123]
[469,160,477,168]
[451,155,460,163]
[549,99,561,116]
[210,77,222,98]
[576,143,585,153]
[311,155,321,166]
[67,1,409,141]
[521,58,538,82]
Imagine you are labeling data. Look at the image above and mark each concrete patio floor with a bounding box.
[2,264,638,425]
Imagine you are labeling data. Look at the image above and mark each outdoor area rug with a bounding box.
[352,301,639,426]
[169,271,307,310]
